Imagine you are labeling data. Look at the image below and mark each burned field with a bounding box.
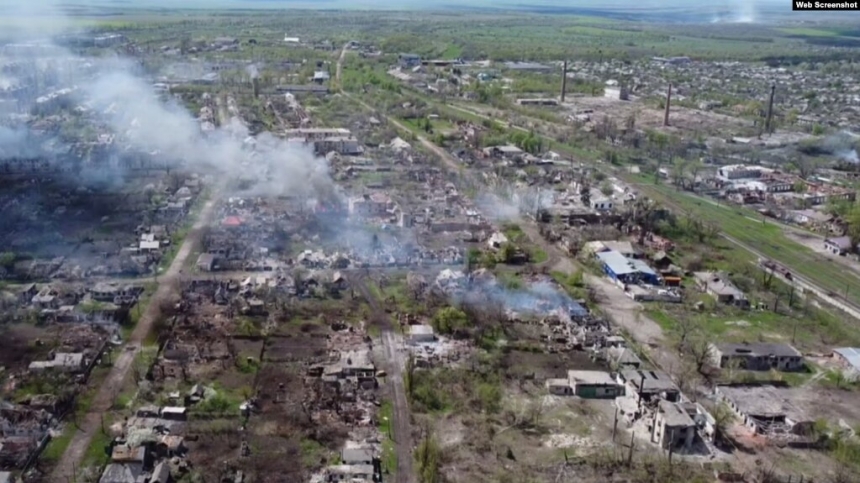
[0,170,204,281]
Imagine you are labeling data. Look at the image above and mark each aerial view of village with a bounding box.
[2,0,860,482]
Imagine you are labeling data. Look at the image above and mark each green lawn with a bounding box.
[378,400,397,477]
[440,44,463,59]
[639,180,860,308]
[645,300,860,351]
[776,27,839,37]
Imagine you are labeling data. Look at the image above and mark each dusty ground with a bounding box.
[566,95,753,136]
[582,274,683,374]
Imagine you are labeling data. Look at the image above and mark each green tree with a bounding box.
[431,307,469,334]
[498,242,518,264]
[0,252,16,270]
[847,205,860,248]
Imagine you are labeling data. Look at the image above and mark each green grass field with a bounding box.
[776,27,840,37]
[638,180,860,308]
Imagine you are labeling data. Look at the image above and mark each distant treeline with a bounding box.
[804,37,860,48]
[761,51,860,66]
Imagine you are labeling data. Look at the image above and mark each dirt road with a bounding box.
[350,275,415,483]
[50,193,219,483]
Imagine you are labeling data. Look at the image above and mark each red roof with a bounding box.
[222,216,244,227]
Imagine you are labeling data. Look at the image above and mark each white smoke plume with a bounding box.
[2,0,337,201]
[477,184,555,222]
[711,0,758,23]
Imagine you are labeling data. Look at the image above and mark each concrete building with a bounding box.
[326,464,376,482]
[693,272,749,308]
[398,54,421,69]
[341,447,374,466]
[503,61,552,72]
[481,145,524,159]
[28,352,86,373]
[824,236,855,255]
[604,86,629,101]
[315,136,363,155]
[568,370,625,398]
[285,128,351,141]
[717,165,762,181]
[605,346,642,369]
[516,98,559,106]
[313,71,330,84]
[589,193,614,211]
[408,325,436,344]
[833,347,860,373]
[618,370,680,402]
[710,342,804,372]
[348,193,393,217]
[651,400,696,451]
[715,384,810,434]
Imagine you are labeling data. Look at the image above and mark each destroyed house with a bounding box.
[710,342,804,372]
[605,346,642,369]
[90,283,142,304]
[833,347,860,373]
[0,435,42,469]
[618,370,680,402]
[398,53,421,68]
[651,400,695,451]
[326,464,376,482]
[285,128,351,141]
[716,384,810,435]
[481,145,523,160]
[342,447,374,465]
[0,408,50,443]
[693,272,749,308]
[325,350,375,379]
[99,463,140,483]
[314,136,363,156]
[28,352,86,373]
[348,193,393,217]
[824,236,856,256]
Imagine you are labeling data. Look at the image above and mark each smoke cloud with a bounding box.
[711,0,758,23]
[458,273,587,319]
[1,0,337,202]
[477,184,554,223]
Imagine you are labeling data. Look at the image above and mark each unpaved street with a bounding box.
[351,275,415,483]
[50,193,219,483]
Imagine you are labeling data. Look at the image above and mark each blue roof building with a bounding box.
[596,250,660,285]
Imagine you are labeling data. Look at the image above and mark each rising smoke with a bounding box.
[1,0,337,201]
[477,184,554,223]
[711,0,758,23]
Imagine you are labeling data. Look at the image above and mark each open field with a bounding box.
[636,180,860,308]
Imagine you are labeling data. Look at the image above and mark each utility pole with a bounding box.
[612,407,619,442]
[627,432,635,468]
[764,83,776,135]
[560,60,568,103]
[663,83,672,127]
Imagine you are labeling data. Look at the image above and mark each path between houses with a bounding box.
[350,275,416,483]
[49,192,220,483]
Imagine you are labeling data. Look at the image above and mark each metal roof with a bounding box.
[596,250,656,277]
[834,347,860,371]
